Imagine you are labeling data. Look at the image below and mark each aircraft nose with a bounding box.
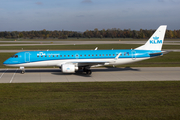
[3,59,11,65]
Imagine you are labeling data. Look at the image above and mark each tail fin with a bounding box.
[135,25,167,50]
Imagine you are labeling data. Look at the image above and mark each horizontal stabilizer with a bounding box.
[149,51,170,55]
[149,52,164,55]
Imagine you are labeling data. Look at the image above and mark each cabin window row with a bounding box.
[37,52,129,57]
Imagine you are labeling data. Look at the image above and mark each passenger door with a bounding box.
[131,50,136,60]
[25,52,30,62]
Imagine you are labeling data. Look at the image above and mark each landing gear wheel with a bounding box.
[21,70,25,74]
[86,70,92,75]
[20,67,25,74]
[83,68,86,72]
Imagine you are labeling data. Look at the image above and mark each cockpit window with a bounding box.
[11,55,18,58]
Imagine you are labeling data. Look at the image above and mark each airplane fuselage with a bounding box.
[4,49,162,67]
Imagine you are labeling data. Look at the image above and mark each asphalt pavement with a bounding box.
[0,67,179,83]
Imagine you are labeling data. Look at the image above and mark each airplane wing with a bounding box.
[56,61,109,67]
[74,61,109,67]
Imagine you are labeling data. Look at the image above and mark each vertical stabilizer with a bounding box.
[135,25,167,50]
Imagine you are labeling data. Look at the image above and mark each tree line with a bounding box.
[0,28,180,39]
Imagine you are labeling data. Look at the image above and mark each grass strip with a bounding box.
[0,44,180,50]
[0,81,180,120]
[0,44,140,50]
[0,38,180,41]
[0,38,144,41]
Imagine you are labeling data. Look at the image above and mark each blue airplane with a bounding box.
[3,25,167,75]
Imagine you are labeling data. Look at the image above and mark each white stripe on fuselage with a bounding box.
[5,57,150,67]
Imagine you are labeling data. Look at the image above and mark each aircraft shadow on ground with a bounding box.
[51,67,140,77]
[0,69,60,73]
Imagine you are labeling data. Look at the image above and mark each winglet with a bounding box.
[95,47,98,50]
[115,53,121,60]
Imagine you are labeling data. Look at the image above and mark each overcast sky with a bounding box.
[0,0,179,31]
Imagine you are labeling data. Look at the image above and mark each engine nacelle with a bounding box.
[61,64,78,73]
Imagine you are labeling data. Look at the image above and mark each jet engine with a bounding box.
[61,64,78,73]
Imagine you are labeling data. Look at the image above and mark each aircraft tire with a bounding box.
[21,70,25,74]
[86,70,92,75]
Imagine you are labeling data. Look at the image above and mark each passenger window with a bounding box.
[127,52,129,56]
[113,54,115,56]
[49,55,50,57]
[53,55,54,57]
[106,54,108,56]
[84,55,86,56]
[88,55,90,56]
[41,56,43,57]
[102,54,104,56]
[99,54,101,56]
[96,54,97,56]
[60,55,62,57]
[92,55,94,56]
[72,55,74,57]
[37,56,39,57]
[56,55,58,57]
[45,55,47,57]
[64,55,66,57]
[68,55,70,57]
[109,54,111,56]
[80,55,82,57]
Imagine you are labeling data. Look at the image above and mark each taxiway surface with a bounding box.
[0,41,180,46]
[0,67,179,83]
[0,41,144,46]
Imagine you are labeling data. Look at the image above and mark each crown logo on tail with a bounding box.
[153,36,159,40]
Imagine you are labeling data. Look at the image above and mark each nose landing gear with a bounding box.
[20,67,25,74]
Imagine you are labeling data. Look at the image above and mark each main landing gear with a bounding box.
[83,67,92,75]
[20,67,25,74]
